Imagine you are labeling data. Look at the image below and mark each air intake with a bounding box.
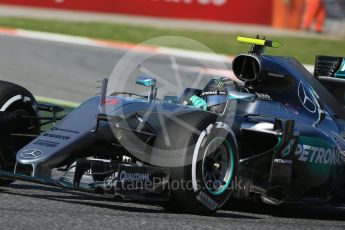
[232,54,261,82]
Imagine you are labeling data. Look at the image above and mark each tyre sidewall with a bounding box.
[184,121,238,212]
[0,87,37,115]
[0,82,38,185]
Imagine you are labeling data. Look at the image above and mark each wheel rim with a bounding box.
[202,137,234,195]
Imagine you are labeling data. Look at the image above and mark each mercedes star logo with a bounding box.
[298,82,316,113]
[20,149,43,159]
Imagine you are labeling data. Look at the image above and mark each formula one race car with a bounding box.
[0,36,345,214]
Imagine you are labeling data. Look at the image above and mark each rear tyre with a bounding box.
[0,80,38,186]
[151,111,238,214]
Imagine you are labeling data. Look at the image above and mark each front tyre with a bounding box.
[151,112,238,214]
[0,80,38,186]
[196,124,237,208]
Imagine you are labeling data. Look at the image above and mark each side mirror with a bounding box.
[228,91,257,102]
[136,76,156,87]
[136,76,157,102]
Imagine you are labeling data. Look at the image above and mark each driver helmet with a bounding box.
[201,79,228,113]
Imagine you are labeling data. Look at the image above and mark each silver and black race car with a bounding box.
[0,36,345,214]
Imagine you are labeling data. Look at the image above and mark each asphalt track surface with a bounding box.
[0,34,344,229]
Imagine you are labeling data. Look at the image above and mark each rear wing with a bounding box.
[314,55,345,78]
